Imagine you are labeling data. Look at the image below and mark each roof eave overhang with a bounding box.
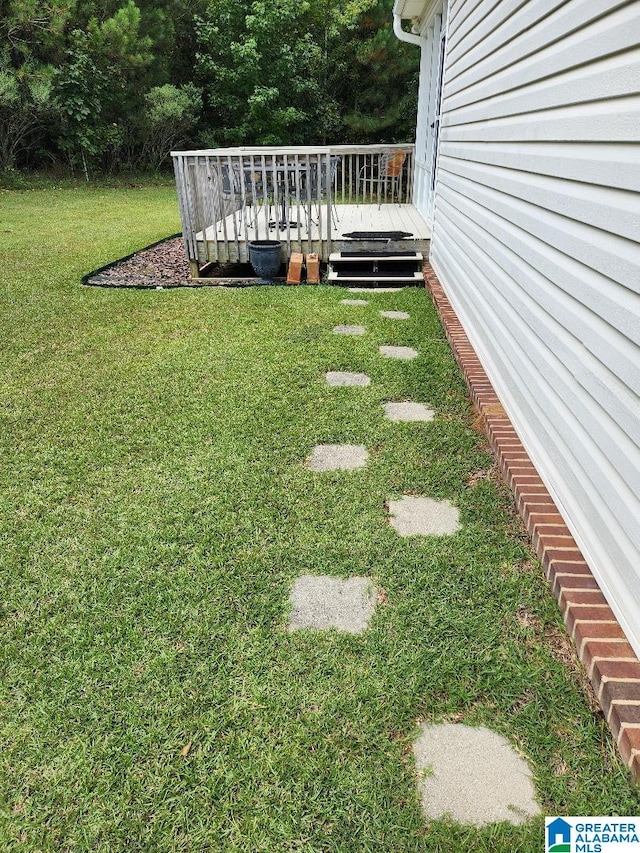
[393,0,442,34]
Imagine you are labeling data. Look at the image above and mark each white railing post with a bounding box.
[173,154,195,264]
[326,152,332,252]
[294,154,307,252]
[305,151,313,256]
[203,155,218,262]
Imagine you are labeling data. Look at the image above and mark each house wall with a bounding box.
[423,1,640,653]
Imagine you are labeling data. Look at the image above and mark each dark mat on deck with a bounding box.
[341,231,414,240]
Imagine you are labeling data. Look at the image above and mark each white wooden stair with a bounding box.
[328,251,424,286]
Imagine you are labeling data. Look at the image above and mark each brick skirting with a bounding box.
[423,262,640,781]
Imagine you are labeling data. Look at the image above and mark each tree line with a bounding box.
[0,0,419,176]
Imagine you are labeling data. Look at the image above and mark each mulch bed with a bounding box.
[84,236,264,288]
[84,236,192,288]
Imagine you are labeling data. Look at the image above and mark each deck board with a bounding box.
[197,203,430,263]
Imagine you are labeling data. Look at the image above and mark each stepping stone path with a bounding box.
[413,723,540,826]
[384,402,434,422]
[295,294,528,833]
[307,444,368,471]
[379,345,419,360]
[325,371,371,387]
[380,310,410,320]
[333,325,366,335]
[288,575,376,634]
[388,496,460,536]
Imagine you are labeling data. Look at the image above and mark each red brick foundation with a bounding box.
[423,262,640,780]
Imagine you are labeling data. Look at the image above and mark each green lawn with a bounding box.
[0,182,637,851]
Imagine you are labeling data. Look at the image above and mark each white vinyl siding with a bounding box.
[426,0,640,653]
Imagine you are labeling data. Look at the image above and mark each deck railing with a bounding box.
[171,143,415,269]
[330,144,414,206]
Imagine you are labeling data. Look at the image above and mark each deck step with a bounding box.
[328,249,424,285]
[329,251,423,262]
[328,271,424,283]
[327,248,424,287]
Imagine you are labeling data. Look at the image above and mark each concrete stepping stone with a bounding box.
[413,723,540,826]
[388,496,460,536]
[333,325,365,335]
[341,298,369,306]
[380,310,410,320]
[325,371,371,387]
[379,345,418,360]
[307,444,368,471]
[348,287,404,293]
[383,402,434,422]
[288,575,376,634]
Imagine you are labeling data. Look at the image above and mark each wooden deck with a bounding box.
[196,203,431,264]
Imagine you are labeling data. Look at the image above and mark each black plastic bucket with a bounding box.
[248,240,282,283]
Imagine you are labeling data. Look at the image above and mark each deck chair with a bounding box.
[219,164,265,233]
[303,155,341,230]
[357,149,407,208]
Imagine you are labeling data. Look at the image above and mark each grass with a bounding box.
[0,168,176,191]
[0,180,638,851]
